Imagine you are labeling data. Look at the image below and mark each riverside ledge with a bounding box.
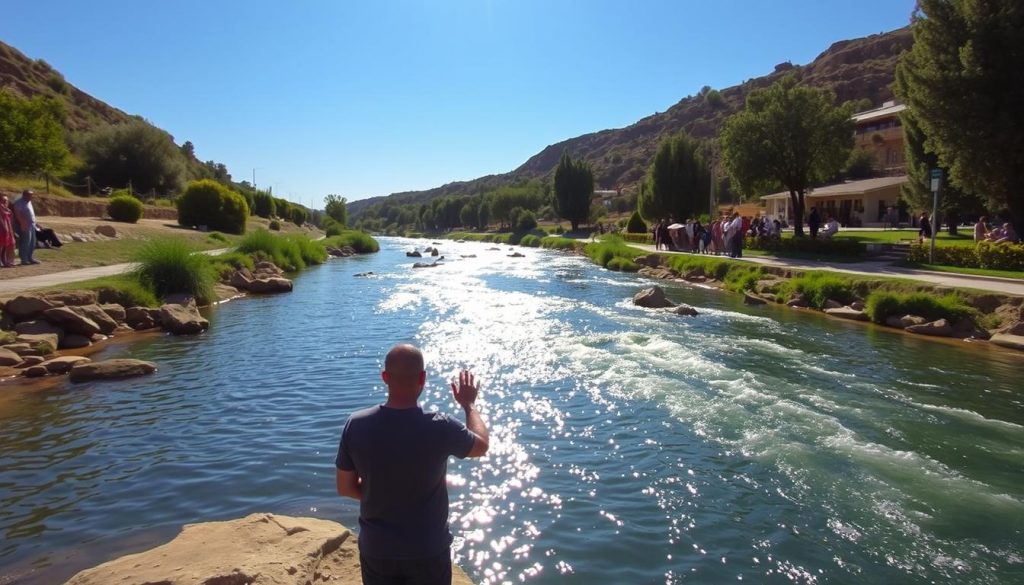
[64,513,474,585]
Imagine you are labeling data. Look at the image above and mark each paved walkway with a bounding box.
[0,248,231,296]
[628,243,1024,297]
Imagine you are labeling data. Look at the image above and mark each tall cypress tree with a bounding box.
[637,131,709,223]
[553,150,593,232]
[896,0,1024,237]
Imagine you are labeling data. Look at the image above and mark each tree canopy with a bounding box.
[0,91,68,176]
[895,0,1024,237]
[720,75,854,235]
[324,194,348,226]
[552,150,593,232]
[76,120,187,196]
[637,130,709,223]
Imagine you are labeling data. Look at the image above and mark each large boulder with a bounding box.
[4,294,57,321]
[22,364,49,378]
[633,286,675,308]
[994,320,1024,337]
[672,304,699,316]
[64,513,475,585]
[16,333,59,352]
[638,266,676,280]
[406,250,422,257]
[254,261,283,277]
[743,292,768,306]
[125,307,161,330]
[228,267,254,289]
[990,333,1024,351]
[43,306,101,336]
[906,318,955,337]
[44,289,98,307]
[951,318,990,340]
[99,303,127,323]
[247,277,294,294]
[13,319,65,340]
[60,334,93,349]
[886,314,927,329]
[94,224,117,238]
[0,348,22,367]
[68,359,158,383]
[824,306,869,321]
[159,302,209,335]
[70,304,120,335]
[41,355,91,375]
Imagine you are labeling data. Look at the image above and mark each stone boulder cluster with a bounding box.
[632,286,699,316]
[0,289,203,380]
[225,261,294,294]
[327,244,357,257]
[64,513,474,585]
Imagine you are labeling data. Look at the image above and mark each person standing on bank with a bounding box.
[11,190,39,265]
[918,212,932,243]
[808,206,821,239]
[336,344,490,585]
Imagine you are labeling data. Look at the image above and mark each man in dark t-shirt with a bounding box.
[336,344,490,585]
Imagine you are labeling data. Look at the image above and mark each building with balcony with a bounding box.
[852,100,907,176]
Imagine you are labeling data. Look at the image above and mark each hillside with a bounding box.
[0,40,134,132]
[349,27,912,217]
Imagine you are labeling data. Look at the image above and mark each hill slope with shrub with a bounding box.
[349,27,912,218]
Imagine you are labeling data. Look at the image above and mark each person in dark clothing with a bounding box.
[336,344,490,585]
[808,207,821,239]
[918,212,932,243]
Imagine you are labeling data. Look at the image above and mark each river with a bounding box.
[1,236,1021,584]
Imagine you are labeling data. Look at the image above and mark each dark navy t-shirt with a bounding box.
[336,405,476,559]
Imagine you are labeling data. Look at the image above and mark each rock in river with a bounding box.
[633,286,675,309]
[160,301,209,335]
[68,359,157,383]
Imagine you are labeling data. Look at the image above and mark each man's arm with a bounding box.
[451,369,489,458]
[336,468,362,500]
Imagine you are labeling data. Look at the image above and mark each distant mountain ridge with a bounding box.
[348,26,912,217]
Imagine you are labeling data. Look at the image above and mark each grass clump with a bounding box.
[237,229,324,271]
[778,271,860,308]
[722,266,764,293]
[584,235,644,268]
[133,238,216,304]
[209,251,255,279]
[606,257,640,272]
[207,231,229,243]
[865,291,975,324]
[540,236,580,251]
[519,234,542,247]
[324,230,380,253]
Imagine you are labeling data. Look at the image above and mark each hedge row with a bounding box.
[906,241,1024,271]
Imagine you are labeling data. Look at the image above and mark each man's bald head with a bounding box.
[382,344,426,400]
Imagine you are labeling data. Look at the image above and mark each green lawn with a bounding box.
[826,229,977,247]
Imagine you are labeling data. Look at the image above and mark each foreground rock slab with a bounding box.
[160,301,209,335]
[69,359,157,383]
[64,513,473,585]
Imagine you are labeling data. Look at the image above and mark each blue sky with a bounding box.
[1,1,914,206]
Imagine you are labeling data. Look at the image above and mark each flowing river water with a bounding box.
[0,237,1022,584]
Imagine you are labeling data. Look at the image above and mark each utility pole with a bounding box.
[929,168,941,263]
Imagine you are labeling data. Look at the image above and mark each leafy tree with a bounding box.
[720,75,854,236]
[252,191,276,218]
[895,0,1024,237]
[637,131,709,223]
[324,194,348,226]
[843,148,878,180]
[77,120,187,195]
[900,108,985,234]
[460,200,479,229]
[552,150,593,231]
[0,91,68,176]
[476,199,491,230]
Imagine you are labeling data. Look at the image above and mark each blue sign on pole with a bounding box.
[930,168,942,192]
[930,168,942,180]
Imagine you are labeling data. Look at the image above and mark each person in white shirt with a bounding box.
[820,215,840,239]
[11,190,38,265]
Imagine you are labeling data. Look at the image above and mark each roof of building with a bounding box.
[760,175,908,200]
[851,102,907,124]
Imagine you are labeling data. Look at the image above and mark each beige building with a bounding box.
[761,175,908,227]
[852,101,907,176]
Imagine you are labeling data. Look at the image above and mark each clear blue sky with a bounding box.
[1,1,914,206]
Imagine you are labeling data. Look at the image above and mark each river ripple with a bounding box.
[0,236,1021,584]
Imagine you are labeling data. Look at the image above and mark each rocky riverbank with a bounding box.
[629,252,1024,353]
[64,513,474,585]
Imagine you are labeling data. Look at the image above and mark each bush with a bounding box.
[540,236,580,251]
[627,210,647,233]
[291,206,308,226]
[514,209,538,234]
[606,257,640,272]
[778,271,860,308]
[269,219,281,231]
[75,120,186,195]
[323,230,380,254]
[177,179,249,234]
[865,291,975,324]
[132,239,216,304]
[908,241,1024,271]
[519,234,542,247]
[107,194,143,223]
[252,192,275,219]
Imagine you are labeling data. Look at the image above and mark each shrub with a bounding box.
[865,291,975,324]
[269,219,282,231]
[107,194,143,223]
[132,238,216,305]
[778,271,859,308]
[514,209,538,234]
[323,230,380,254]
[177,179,249,234]
[290,206,308,226]
[627,210,647,233]
[909,241,1024,271]
[519,234,542,247]
[252,192,275,218]
[607,257,640,272]
[540,236,579,251]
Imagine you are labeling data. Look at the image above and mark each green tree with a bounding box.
[637,131,709,223]
[76,120,186,195]
[900,108,985,234]
[720,75,854,236]
[476,199,491,230]
[0,91,68,176]
[627,210,647,233]
[324,194,348,226]
[895,0,1024,237]
[552,150,593,232]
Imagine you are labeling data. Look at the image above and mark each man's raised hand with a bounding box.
[450,370,479,409]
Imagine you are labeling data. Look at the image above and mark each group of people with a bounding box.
[652,213,759,258]
[0,190,62,267]
[974,217,1019,245]
[806,207,840,239]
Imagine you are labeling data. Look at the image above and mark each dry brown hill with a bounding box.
[349,27,912,217]
[0,40,134,132]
